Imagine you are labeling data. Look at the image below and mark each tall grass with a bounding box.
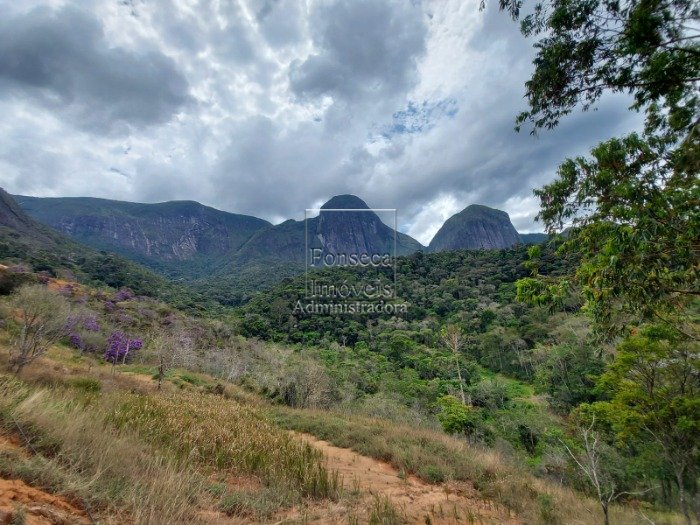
[106,389,340,500]
[0,375,203,524]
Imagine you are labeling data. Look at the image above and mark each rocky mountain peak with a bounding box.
[428,204,521,251]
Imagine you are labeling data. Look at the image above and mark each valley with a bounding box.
[1,0,697,522]
[0,189,694,524]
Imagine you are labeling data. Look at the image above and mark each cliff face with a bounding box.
[233,194,424,267]
[15,196,270,277]
[314,195,423,258]
[428,204,521,252]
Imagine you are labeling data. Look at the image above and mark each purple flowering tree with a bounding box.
[69,333,85,351]
[83,315,100,332]
[104,331,143,366]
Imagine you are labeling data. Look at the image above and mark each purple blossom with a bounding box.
[103,300,115,312]
[83,315,100,332]
[69,333,84,350]
[104,331,142,364]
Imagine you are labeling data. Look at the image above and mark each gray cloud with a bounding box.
[289,0,426,103]
[255,0,305,48]
[0,0,643,245]
[0,5,190,134]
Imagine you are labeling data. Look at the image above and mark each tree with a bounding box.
[583,325,699,524]
[440,324,468,404]
[561,417,637,525]
[104,331,143,369]
[529,133,699,337]
[491,0,699,336]
[437,394,478,435]
[490,0,699,139]
[7,284,71,375]
[534,341,604,413]
[148,327,195,390]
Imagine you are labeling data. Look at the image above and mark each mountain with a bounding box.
[199,195,424,304]
[519,233,548,245]
[428,204,521,252]
[15,195,270,279]
[232,194,423,267]
[0,189,215,310]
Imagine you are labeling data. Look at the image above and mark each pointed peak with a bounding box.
[457,204,509,218]
[320,194,370,210]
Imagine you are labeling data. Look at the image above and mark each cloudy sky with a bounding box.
[0,0,640,244]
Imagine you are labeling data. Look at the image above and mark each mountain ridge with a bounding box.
[0,189,215,310]
[15,195,271,279]
[15,193,545,300]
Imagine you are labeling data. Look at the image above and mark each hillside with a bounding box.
[519,232,548,245]
[17,193,426,303]
[0,262,687,524]
[0,189,215,311]
[232,194,423,266]
[197,194,424,305]
[16,195,270,279]
[429,204,522,251]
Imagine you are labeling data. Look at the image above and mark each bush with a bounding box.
[436,395,478,435]
[70,377,102,394]
[7,284,71,374]
[469,379,510,410]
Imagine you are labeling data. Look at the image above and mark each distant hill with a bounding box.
[15,195,270,279]
[519,233,548,245]
[16,192,542,303]
[428,205,521,252]
[0,189,215,310]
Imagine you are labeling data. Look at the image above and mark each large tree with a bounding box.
[581,325,699,524]
[494,0,699,519]
[494,0,699,336]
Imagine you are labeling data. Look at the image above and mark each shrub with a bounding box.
[437,395,478,435]
[70,377,102,394]
[7,284,72,374]
[469,379,510,410]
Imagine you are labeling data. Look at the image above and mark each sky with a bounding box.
[0,0,641,245]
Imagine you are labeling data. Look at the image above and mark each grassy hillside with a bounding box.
[0,209,694,524]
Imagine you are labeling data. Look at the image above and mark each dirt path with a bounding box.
[0,432,91,525]
[298,434,519,525]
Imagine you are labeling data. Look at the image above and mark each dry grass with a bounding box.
[106,389,340,501]
[0,344,685,524]
[272,407,686,525]
[0,375,203,524]
[0,371,340,523]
